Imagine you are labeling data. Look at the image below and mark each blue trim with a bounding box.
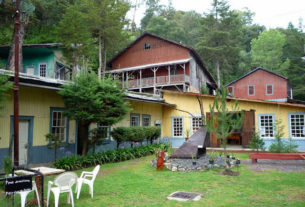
[248,85,255,96]
[258,114,275,138]
[171,116,184,138]
[142,114,151,126]
[10,116,34,165]
[267,98,287,102]
[288,112,305,139]
[49,107,69,143]
[130,113,140,126]
[266,84,273,95]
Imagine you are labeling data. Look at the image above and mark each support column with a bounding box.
[182,63,186,92]
[126,71,129,89]
[122,72,125,89]
[153,68,156,94]
[139,69,142,93]
[168,66,170,84]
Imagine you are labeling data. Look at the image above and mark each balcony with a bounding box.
[127,74,190,89]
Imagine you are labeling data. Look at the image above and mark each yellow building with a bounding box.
[161,90,305,150]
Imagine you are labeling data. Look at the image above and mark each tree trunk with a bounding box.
[79,120,90,156]
[6,22,25,71]
[98,35,102,80]
[216,58,220,87]
[102,40,107,79]
[196,96,205,125]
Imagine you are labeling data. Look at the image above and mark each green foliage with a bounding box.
[52,143,169,171]
[201,85,209,94]
[3,156,12,176]
[249,131,266,152]
[89,127,109,153]
[111,126,161,148]
[251,29,290,74]
[59,72,129,155]
[0,74,12,114]
[269,120,299,153]
[206,86,244,161]
[46,133,67,161]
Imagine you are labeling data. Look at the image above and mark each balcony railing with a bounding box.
[127,74,190,88]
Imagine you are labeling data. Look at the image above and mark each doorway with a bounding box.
[10,116,33,166]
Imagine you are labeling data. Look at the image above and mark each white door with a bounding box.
[18,120,29,165]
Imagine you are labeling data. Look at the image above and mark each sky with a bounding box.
[128,0,305,29]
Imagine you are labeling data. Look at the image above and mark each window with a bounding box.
[144,42,151,50]
[26,66,35,75]
[192,117,202,134]
[142,114,151,127]
[130,113,140,126]
[289,113,305,138]
[228,86,234,96]
[51,109,68,141]
[248,85,255,96]
[259,114,274,138]
[97,125,111,139]
[172,117,183,137]
[39,63,47,77]
[266,84,273,95]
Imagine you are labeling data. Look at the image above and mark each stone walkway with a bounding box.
[242,159,305,172]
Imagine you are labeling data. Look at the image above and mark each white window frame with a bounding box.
[258,114,275,138]
[191,115,203,135]
[39,63,47,77]
[248,85,255,96]
[266,84,273,95]
[172,117,184,137]
[51,110,67,141]
[289,112,305,139]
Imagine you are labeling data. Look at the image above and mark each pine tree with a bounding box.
[58,72,130,155]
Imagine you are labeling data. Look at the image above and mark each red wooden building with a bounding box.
[107,32,217,94]
[225,68,293,102]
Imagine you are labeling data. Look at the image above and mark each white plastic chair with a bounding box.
[75,165,100,199]
[47,172,78,207]
[17,181,41,207]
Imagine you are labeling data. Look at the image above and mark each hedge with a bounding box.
[111,126,161,148]
[52,143,169,171]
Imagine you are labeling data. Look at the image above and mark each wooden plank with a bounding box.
[241,110,255,147]
[249,153,305,163]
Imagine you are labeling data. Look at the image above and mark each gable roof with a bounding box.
[225,67,288,87]
[108,32,217,87]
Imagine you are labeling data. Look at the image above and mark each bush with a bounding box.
[111,127,131,149]
[52,143,170,171]
[249,132,265,152]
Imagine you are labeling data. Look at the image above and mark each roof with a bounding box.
[225,67,288,87]
[0,69,174,106]
[161,90,305,109]
[0,43,62,49]
[108,32,217,87]
[106,58,191,73]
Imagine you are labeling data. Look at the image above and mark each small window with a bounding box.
[97,125,111,139]
[142,114,151,127]
[289,113,305,138]
[266,84,273,95]
[228,86,234,96]
[248,85,255,96]
[144,42,150,50]
[192,117,202,134]
[39,63,47,77]
[51,110,67,140]
[172,117,183,137]
[130,113,140,127]
[259,114,274,138]
[26,66,35,75]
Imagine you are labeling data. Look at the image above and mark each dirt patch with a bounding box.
[287,192,305,201]
[219,169,240,176]
[242,159,305,172]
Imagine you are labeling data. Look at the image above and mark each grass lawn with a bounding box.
[1,154,304,207]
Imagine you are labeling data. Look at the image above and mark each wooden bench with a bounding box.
[249,153,305,164]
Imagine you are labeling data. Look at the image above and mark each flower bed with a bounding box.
[52,143,169,171]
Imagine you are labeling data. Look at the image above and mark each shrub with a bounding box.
[249,132,265,152]
[111,127,130,149]
[52,143,170,171]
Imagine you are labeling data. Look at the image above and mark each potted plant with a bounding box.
[191,153,196,166]
[185,129,190,141]
[209,151,216,165]
[236,159,241,165]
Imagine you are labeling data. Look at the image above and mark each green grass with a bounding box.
[1,155,304,207]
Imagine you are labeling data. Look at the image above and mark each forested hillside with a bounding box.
[0,0,304,100]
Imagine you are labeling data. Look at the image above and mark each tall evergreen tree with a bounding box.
[58,72,130,155]
[0,74,12,114]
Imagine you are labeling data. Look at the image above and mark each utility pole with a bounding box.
[13,0,20,166]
